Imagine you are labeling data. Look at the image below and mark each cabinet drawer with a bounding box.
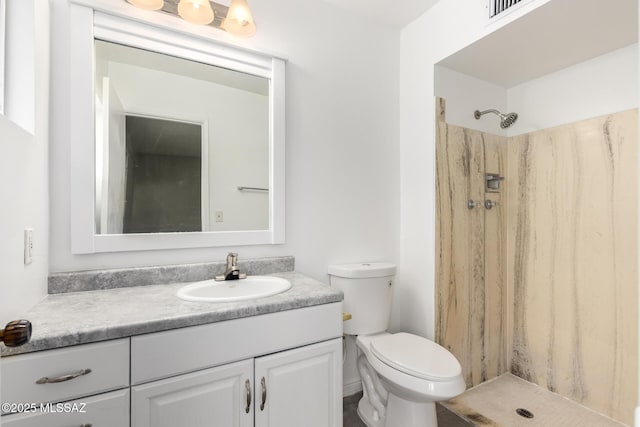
[2,388,130,427]
[2,339,130,410]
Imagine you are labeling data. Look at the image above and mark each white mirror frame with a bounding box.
[69,1,285,253]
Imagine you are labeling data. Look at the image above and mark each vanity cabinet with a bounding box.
[131,338,342,427]
[1,303,343,427]
[132,339,341,427]
[131,303,343,427]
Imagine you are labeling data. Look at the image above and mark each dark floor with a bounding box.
[343,392,473,427]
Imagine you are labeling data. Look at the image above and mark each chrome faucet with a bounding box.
[215,252,247,281]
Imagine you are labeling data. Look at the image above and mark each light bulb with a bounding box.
[224,0,256,37]
[126,0,164,11]
[178,0,215,25]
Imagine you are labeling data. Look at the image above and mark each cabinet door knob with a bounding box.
[0,320,32,347]
[260,377,267,411]
[245,379,251,414]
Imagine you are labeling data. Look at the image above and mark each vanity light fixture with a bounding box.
[224,0,256,37]
[177,0,214,25]
[125,0,257,37]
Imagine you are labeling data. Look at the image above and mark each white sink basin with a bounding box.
[176,276,292,303]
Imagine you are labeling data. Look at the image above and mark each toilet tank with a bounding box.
[328,262,396,335]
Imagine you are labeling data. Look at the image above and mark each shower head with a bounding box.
[474,109,518,129]
[501,112,518,128]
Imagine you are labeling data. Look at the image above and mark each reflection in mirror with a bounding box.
[94,40,269,235]
[121,116,202,234]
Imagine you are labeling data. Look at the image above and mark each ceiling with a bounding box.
[319,0,441,28]
[438,0,638,87]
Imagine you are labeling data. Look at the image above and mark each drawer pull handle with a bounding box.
[260,377,267,411]
[80,424,93,427]
[36,368,92,384]
[245,379,251,413]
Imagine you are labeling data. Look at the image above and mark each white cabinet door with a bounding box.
[254,338,342,427]
[132,359,253,427]
[2,388,130,427]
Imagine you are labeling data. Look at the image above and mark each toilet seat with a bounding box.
[370,332,461,381]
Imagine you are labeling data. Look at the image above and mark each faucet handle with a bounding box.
[220,253,243,281]
[226,252,238,266]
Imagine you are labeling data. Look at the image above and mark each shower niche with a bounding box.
[485,173,503,192]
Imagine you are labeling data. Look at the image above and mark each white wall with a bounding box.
[49,0,400,286]
[507,43,638,135]
[3,0,35,134]
[397,0,553,338]
[435,43,638,138]
[0,2,49,325]
[434,66,508,136]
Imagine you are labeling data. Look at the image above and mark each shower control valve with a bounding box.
[484,200,499,210]
[467,200,482,209]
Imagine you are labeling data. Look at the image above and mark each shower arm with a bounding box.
[474,109,503,119]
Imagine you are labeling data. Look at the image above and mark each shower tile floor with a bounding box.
[343,392,472,427]
[344,374,628,426]
[442,374,627,427]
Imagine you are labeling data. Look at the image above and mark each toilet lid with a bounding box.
[370,333,461,381]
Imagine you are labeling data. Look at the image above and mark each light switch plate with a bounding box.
[24,228,33,265]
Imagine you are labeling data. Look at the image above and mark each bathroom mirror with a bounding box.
[69,2,285,253]
[94,40,269,235]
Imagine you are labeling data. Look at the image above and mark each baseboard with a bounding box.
[343,379,362,397]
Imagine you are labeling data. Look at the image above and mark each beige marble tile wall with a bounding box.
[435,99,509,388]
[436,99,637,424]
[506,109,638,425]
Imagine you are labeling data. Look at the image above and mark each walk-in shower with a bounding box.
[438,97,637,425]
[474,109,518,129]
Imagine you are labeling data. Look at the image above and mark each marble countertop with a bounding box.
[1,272,343,357]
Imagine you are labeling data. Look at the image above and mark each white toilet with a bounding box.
[329,262,465,427]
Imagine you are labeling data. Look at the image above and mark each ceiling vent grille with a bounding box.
[490,0,523,18]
